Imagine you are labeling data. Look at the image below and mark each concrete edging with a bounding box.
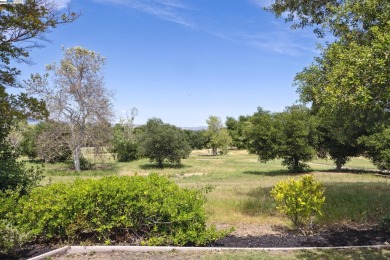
[29,244,390,259]
[28,246,70,260]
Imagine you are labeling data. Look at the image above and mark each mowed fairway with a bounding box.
[39,149,390,230]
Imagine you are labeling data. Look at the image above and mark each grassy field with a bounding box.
[31,149,390,228]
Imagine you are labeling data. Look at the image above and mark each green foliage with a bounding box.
[0,141,43,193]
[0,220,29,255]
[244,106,318,172]
[19,124,39,159]
[225,116,249,149]
[269,1,390,172]
[0,189,29,255]
[64,155,94,171]
[112,141,139,162]
[360,128,390,171]
[183,130,207,150]
[138,118,192,168]
[244,107,281,162]
[270,175,325,233]
[379,215,390,232]
[276,106,319,172]
[205,116,232,155]
[20,121,72,163]
[15,174,231,245]
[111,113,139,162]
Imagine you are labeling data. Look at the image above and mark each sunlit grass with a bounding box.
[29,149,390,227]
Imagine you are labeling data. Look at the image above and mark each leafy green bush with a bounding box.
[379,215,390,232]
[111,141,139,162]
[0,220,29,255]
[16,174,231,245]
[66,156,94,171]
[270,175,325,234]
[0,189,29,255]
[0,143,43,193]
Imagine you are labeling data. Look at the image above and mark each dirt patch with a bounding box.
[176,172,205,178]
[118,170,149,176]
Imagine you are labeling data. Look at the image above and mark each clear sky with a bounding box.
[20,0,321,127]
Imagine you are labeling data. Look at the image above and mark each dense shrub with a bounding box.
[360,128,390,171]
[111,141,139,162]
[16,174,231,245]
[270,175,325,234]
[0,189,29,255]
[0,220,29,255]
[0,143,43,193]
[65,156,94,171]
[379,215,390,232]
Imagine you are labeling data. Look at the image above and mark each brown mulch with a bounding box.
[212,225,390,248]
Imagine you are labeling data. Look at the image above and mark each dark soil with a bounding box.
[212,225,390,248]
[0,244,58,260]
[3,225,390,259]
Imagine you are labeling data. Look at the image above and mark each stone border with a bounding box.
[29,244,390,259]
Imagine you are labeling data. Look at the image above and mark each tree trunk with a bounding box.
[336,156,343,172]
[212,146,218,156]
[294,157,299,171]
[74,144,81,172]
[158,159,164,168]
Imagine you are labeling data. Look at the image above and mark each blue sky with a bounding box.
[20,0,320,127]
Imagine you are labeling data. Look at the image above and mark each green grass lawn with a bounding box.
[31,149,390,227]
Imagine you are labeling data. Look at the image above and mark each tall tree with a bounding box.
[268,0,390,170]
[26,46,113,171]
[244,106,319,172]
[243,107,281,163]
[111,108,139,162]
[0,0,78,190]
[225,115,249,149]
[205,116,232,155]
[138,118,191,168]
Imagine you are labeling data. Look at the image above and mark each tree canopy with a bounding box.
[138,118,192,168]
[205,116,232,155]
[244,106,318,172]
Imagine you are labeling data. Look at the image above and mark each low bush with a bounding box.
[0,220,29,255]
[111,141,139,162]
[270,175,325,234]
[0,189,29,255]
[379,215,390,232]
[66,156,94,171]
[16,174,231,245]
